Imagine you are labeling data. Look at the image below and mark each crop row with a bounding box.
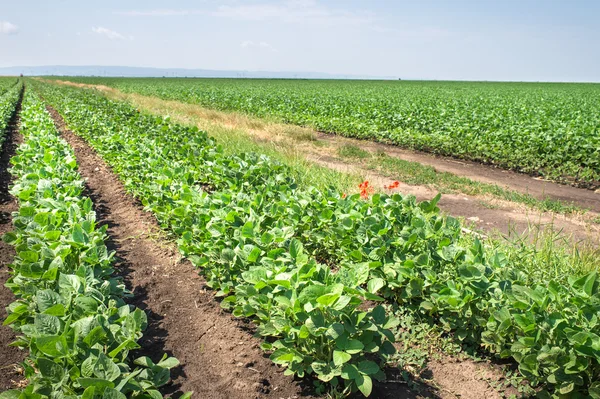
[0,77,20,98]
[0,80,22,146]
[1,89,182,399]
[61,77,600,188]
[31,80,600,398]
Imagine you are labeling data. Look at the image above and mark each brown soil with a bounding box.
[0,89,26,391]
[354,357,518,399]
[425,357,516,399]
[46,105,312,399]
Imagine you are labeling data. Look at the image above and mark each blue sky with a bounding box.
[0,0,599,81]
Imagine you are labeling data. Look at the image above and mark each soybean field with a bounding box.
[0,78,599,399]
[62,77,600,188]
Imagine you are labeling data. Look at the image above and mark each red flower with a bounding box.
[341,192,347,199]
[358,180,373,200]
[385,181,401,190]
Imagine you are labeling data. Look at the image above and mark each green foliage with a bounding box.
[31,80,600,398]
[0,78,22,145]
[59,77,600,188]
[0,76,20,97]
[2,91,181,398]
[31,81,399,396]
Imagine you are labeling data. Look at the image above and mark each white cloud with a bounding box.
[241,40,276,51]
[115,9,198,17]
[92,26,128,40]
[0,21,18,35]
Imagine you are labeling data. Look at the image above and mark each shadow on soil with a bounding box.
[0,85,26,391]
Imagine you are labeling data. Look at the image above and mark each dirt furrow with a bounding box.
[0,89,26,391]
[45,105,310,399]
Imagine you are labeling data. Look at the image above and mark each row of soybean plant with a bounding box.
[1,90,184,399]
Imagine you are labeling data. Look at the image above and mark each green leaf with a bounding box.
[72,223,85,244]
[358,360,380,376]
[559,381,574,394]
[341,363,359,380]
[157,357,180,369]
[77,378,115,389]
[326,323,345,340]
[134,356,155,368]
[242,268,267,285]
[19,250,39,263]
[298,284,329,304]
[34,313,61,335]
[367,278,385,294]
[94,353,121,381]
[571,271,597,297]
[589,382,600,399]
[356,374,373,397]
[35,335,68,357]
[43,304,66,316]
[2,232,17,244]
[145,390,163,399]
[58,274,82,294]
[102,388,127,399]
[83,326,106,347]
[371,305,386,325]
[37,358,65,382]
[333,350,352,366]
[0,391,22,399]
[241,221,254,238]
[337,335,364,354]
[289,239,303,259]
[36,289,63,312]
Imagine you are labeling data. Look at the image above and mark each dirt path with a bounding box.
[0,90,26,391]
[45,105,312,399]
[43,80,600,246]
[306,154,600,245]
[318,134,600,212]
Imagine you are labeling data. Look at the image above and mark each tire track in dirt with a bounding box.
[45,105,312,399]
[0,88,26,391]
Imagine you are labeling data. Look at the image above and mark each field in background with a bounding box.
[59,77,600,188]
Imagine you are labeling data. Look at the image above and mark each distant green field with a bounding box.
[60,77,600,188]
[0,76,19,97]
